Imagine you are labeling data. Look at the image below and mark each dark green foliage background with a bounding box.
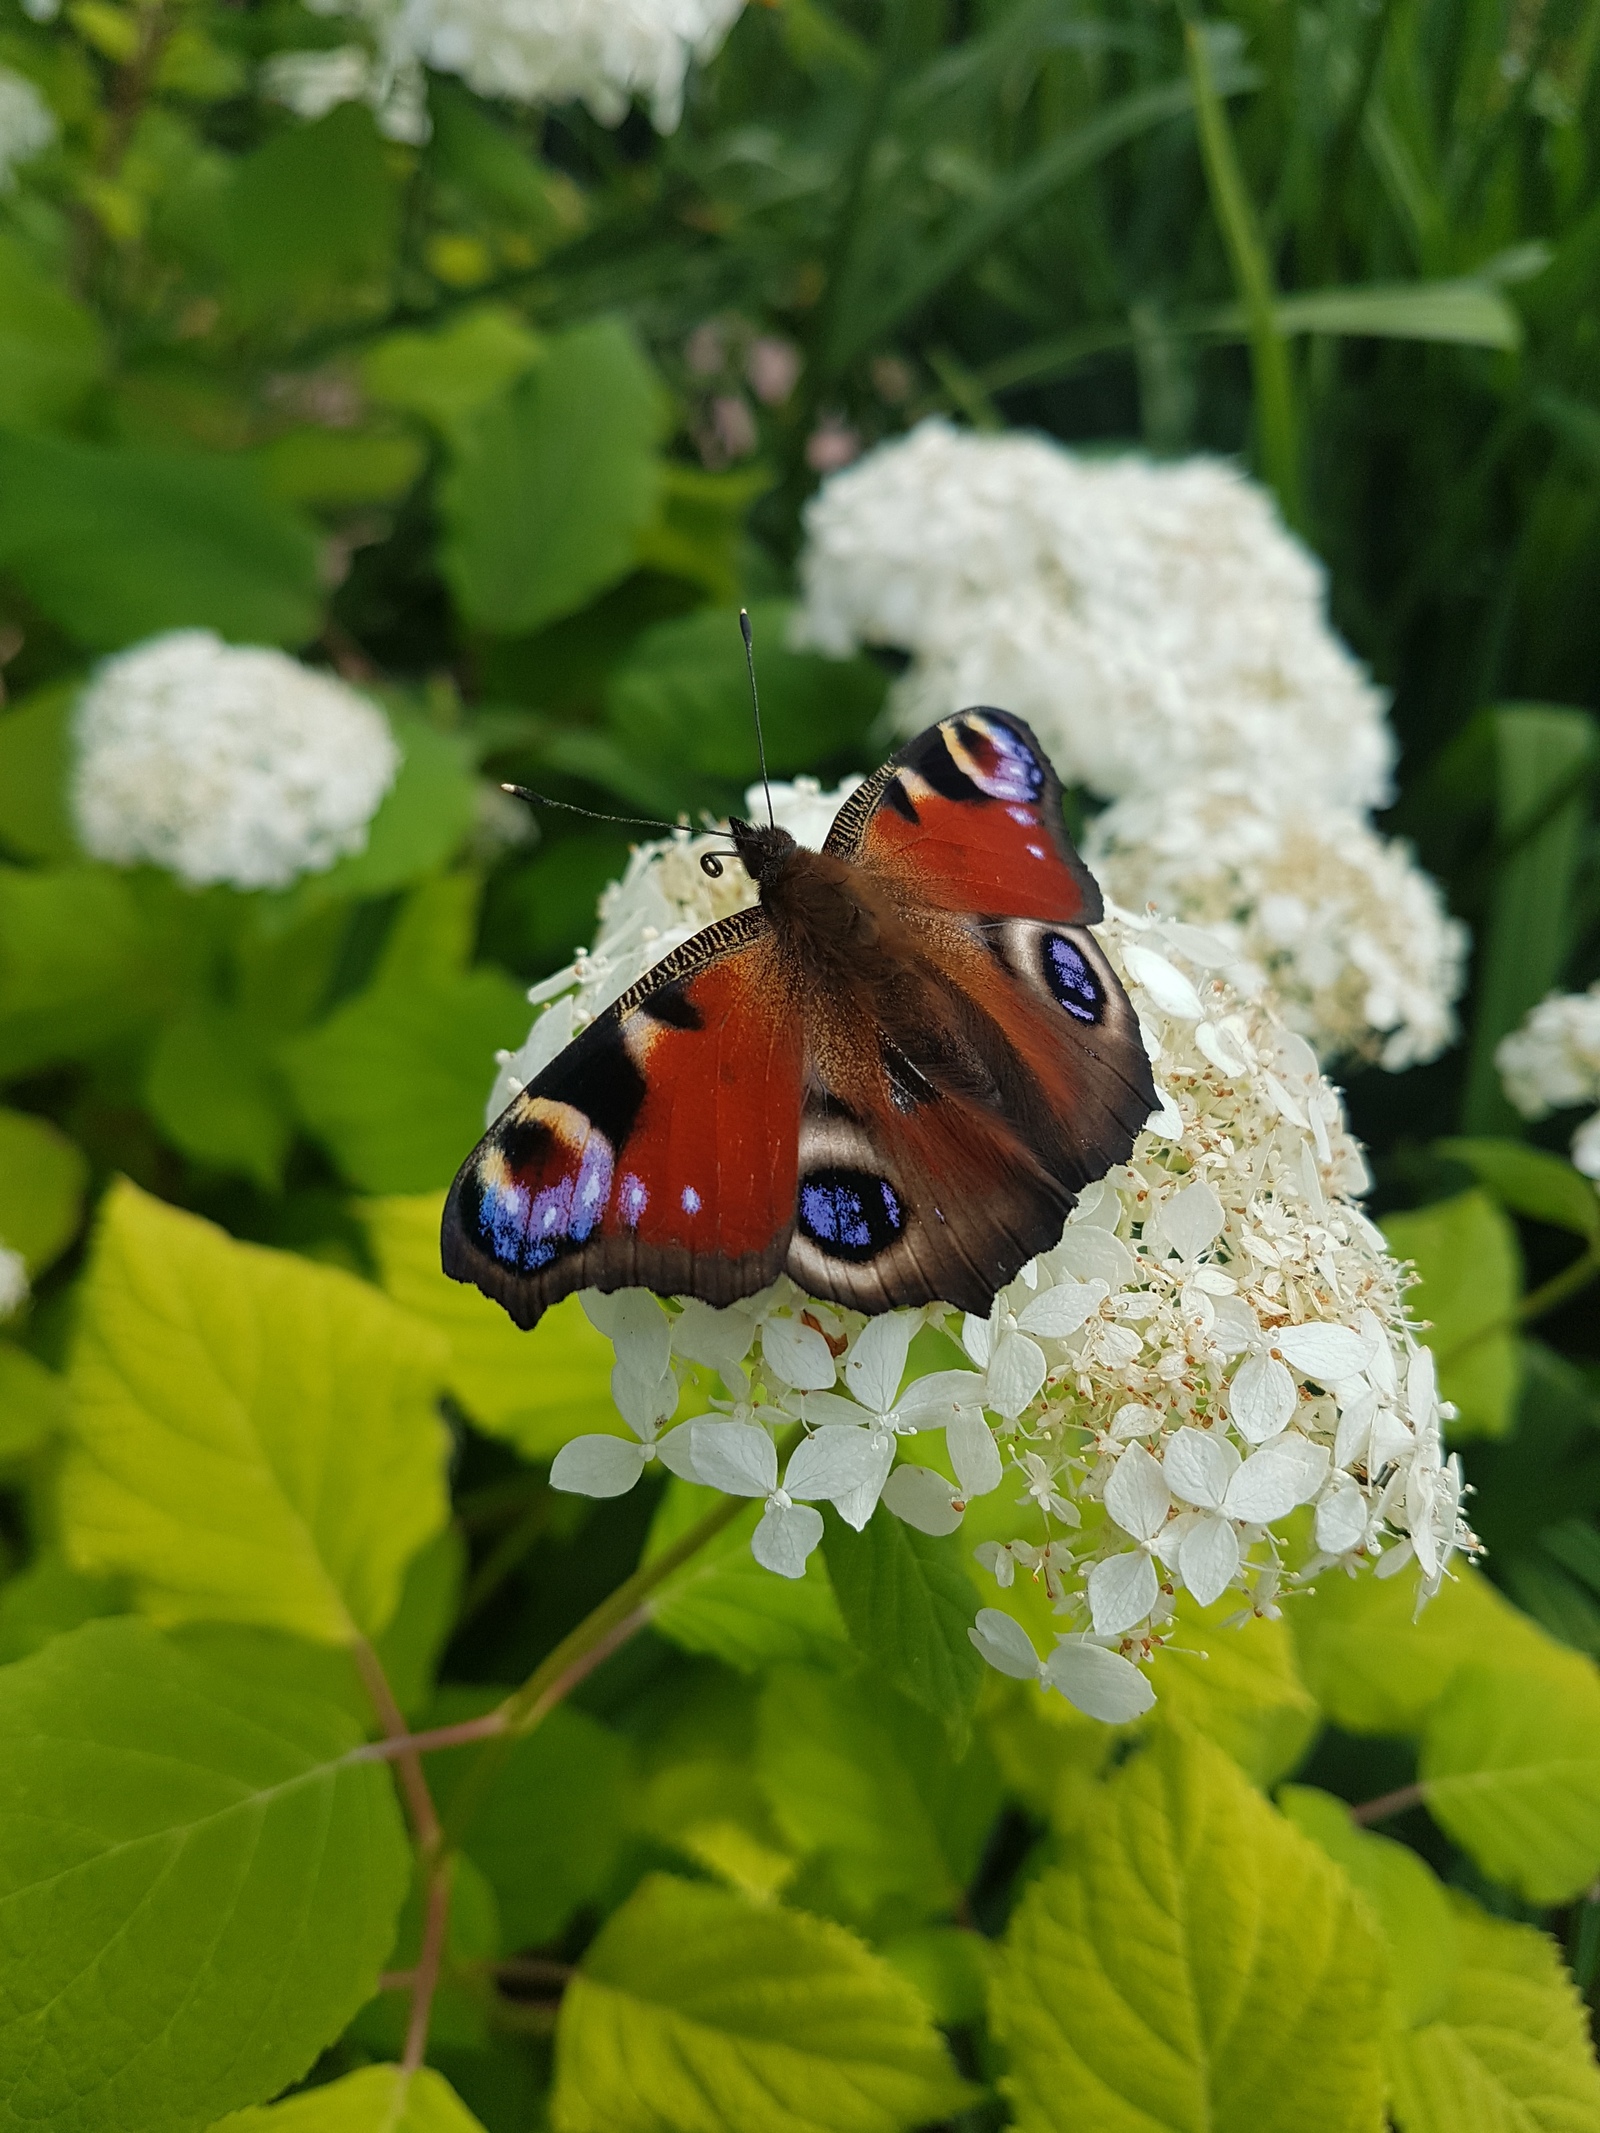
[2,0,1600,2128]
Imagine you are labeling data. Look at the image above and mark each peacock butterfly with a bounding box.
[442,708,1157,1329]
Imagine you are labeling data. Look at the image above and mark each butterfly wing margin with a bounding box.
[442,907,805,1330]
[826,707,1103,926]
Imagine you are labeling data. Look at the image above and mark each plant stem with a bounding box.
[1351,1780,1427,1826]
[352,1639,443,1850]
[402,1856,453,2074]
[1182,14,1304,530]
[1438,1245,1600,1369]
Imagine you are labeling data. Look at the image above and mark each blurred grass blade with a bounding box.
[1462,704,1600,1132]
[1208,280,1522,349]
[828,71,1248,376]
[1183,19,1302,528]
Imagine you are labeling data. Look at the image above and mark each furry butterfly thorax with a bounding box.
[443,709,1157,1330]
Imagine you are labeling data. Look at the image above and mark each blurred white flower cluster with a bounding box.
[501,781,1471,1722]
[269,0,744,138]
[0,1245,28,1322]
[0,66,56,189]
[1497,983,1600,1179]
[72,630,401,892]
[794,420,1467,1071]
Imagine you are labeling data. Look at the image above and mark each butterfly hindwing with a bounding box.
[441,909,804,1328]
[779,708,1155,1312]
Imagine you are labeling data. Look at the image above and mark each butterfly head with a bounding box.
[725,816,798,889]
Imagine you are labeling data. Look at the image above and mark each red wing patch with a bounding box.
[442,917,804,1328]
[826,708,1101,926]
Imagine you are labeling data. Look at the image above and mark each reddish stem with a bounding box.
[403,1859,453,2074]
[1351,1781,1427,1825]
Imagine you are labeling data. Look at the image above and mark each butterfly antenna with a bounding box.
[500,786,683,835]
[739,608,775,829]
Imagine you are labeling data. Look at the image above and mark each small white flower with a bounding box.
[72,632,399,890]
[963,1277,1107,1417]
[1498,986,1600,1177]
[687,1418,880,1576]
[1089,1443,1170,1634]
[968,1608,1154,1722]
[1228,1352,1297,1443]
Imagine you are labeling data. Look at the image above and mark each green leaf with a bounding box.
[60,1179,449,1644]
[0,865,187,1079]
[0,1106,87,1273]
[371,1523,465,1718]
[993,1726,1387,2133]
[281,877,530,1193]
[1381,1190,1522,1437]
[822,1513,984,1727]
[0,433,321,650]
[1147,1591,1321,1786]
[0,1344,68,1461]
[362,306,544,443]
[220,105,399,321]
[0,684,77,863]
[589,601,887,815]
[635,464,772,602]
[428,1691,632,1949]
[0,233,105,432]
[1463,705,1600,1134]
[0,1553,123,1663]
[755,1665,1000,1929]
[646,1479,851,1672]
[1279,1787,1460,2027]
[143,1006,295,1188]
[1289,1560,1569,1735]
[441,318,662,636]
[212,2063,488,2133]
[1437,1136,1600,1243]
[550,1872,974,2133]
[0,1617,409,2133]
[360,1192,622,1456]
[254,426,427,511]
[1419,1650,1600,1903]
[1386,1895,1600,2133]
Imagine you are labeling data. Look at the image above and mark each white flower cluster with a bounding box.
[501,782,1471,1722]
[793,420,1466,1069]
[1497,984,1600,1179]
[0,67,56,190]
[1086,777,1468,1072]
[72,631,401,892]
[276,0,744,137]
[0,1245,28,1321]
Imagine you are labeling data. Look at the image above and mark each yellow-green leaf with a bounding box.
[1420,1650,1600,1903]
[994,1726,1387,2133]
[551,1872,973,2133]
[212,2065,487,2131]
[1387,1895,1600,2133]
[0,1106,87,1274]
[361,1191,621,1456]
[1382,1190,1521,1438]
[1279,1786,1459,2027]
[1148,1590,1320,1785]
[61,1180,449,1643]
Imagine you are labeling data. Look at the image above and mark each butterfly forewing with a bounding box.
[442,908,803,1328]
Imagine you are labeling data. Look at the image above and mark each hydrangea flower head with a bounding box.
[1086,775,1469,1070]
[792,421,1465,1072]
[1497,983,1600,1178]
[72,631,401,892]
[495,778,1473,1721]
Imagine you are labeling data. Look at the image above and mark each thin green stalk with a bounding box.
[441,1488,748,1845]
[1182,16,1304,530]
[1437,1245,1600,1370]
